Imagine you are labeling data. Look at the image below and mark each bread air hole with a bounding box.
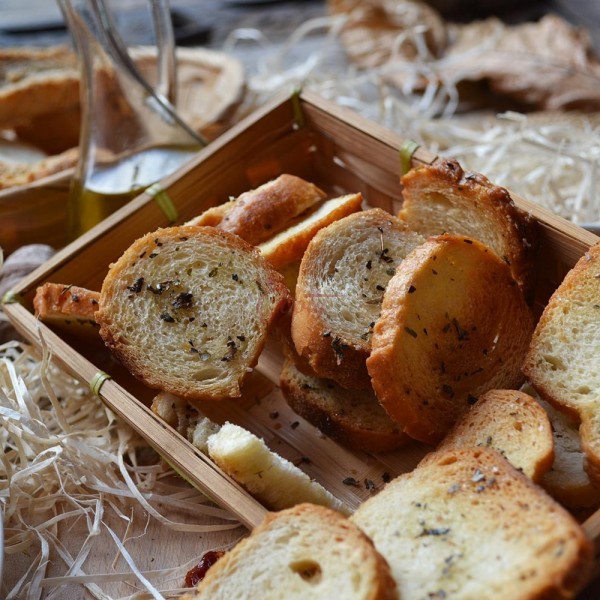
[289,559,322,584]
[543,354,566,371]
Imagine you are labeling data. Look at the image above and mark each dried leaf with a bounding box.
[442,15,600,111]
[328,0,447,68]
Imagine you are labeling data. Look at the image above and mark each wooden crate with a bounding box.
[3,90,600,544]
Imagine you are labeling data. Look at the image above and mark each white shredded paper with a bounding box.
[0,336,241,599]
[226,13,600,225]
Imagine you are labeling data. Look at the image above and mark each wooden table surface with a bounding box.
[1,1,600,598]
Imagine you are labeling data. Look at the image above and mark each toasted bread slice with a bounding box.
[33,282,100,335]
[186,174,327,245]
[437,389,553,481]
[258,193,363,269]
[522,243,600,483]
[207,423,347,514]
[536,396,600,509]
[367,234,534,445]
[292,208,424,389]
[0,46,79,127]
[399,158,537,300]
[184,504,397,600]
[351,447,593,600]
[279,357,409,453]
[96,226,291,401]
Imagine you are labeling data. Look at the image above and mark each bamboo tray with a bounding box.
[4,90,600,566]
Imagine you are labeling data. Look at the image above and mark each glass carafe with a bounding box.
[58,0,205,240]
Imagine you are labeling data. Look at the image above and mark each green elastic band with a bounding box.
[147,183,179,223]
[1,290,20,305]
[90,371,111,397]
[291,87,304,128]
[399,139,420,175]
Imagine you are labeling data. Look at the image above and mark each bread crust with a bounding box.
[292,208,423,389]
[399,158,538,302]
[367,234,534,445]
[187,503,398,600]
[187,174,327,246]
[280,357,409,453]
[96,226,291,401]
[522,242,600,485]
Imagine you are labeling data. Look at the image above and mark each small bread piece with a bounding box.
[437,389,554,482]
[280,357,409,453]
[367,234,534,445]
[33,282,100,335]
[184,504,397,600]
[536,397,600,508]
[522,243,600,482]
[399,158,537,299]
[187,174,327,245]
[292,208,424,389]
[351,447,593,600]
[207,423,347,514]
[258,193,363,269]
[0,147,79,190]
[96,226,291,401]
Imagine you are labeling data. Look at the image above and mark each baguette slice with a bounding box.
[280,357,409,453]
[367,234,534,445]
[33,282,100,337]
[207,422,348,514]
[292,208,424,389]
[537,396,600,508]
[96,226,291,401]
[399,158,537,300]
[437,389,553,481]
[258,193,363,269]
[351,447,593,600]
[186,174,327,245]
[522,242,600,483]
[184,503,397,600]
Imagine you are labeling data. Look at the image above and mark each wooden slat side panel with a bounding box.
[3,303,267,530]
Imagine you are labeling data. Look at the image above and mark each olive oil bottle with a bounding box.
[60,0,205,241]
[68,144,198,239]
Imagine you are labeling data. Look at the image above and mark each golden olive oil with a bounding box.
[68,145,198,240]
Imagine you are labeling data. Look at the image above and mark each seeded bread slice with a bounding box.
[186,174,327,245]
[351,447,593,600]
[96,226,291,401]
[367,234,534,445]
[437,389,554,481]
[33,282,100,335]
[399,158,537,300]
[522,242,600,484]
[292,208,424,389]
[184,503,398,600]
[279,357,409,453]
